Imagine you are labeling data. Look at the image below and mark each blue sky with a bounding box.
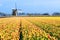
[0,0,60,14]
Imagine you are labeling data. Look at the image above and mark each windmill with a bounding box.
[12,3,23,16]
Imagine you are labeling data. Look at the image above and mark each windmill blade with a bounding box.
[17,9,22,11]
[15,2,17,9]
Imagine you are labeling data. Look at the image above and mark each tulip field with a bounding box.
[0,17,20,40]
[0,17,60,40]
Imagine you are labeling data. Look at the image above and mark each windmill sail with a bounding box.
[12,3,17,16]
[12,2,24,16]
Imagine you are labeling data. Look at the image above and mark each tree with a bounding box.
[27,13,32,16]
[52,12,60,16]
[0,12,6,16]
[42,13,50,16]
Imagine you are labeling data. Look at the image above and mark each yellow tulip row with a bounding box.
[24,17,60,40]
[0,17,20,40]
[20,18,52,40]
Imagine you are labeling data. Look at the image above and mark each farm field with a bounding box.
[0,17,20,40]
[0,17,60,40]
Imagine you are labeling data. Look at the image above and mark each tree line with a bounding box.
[0,12,60,16]
[27,12,60,16]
